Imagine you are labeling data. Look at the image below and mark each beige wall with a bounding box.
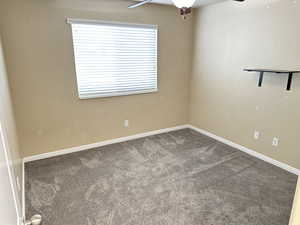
[190,0,300,170]
[0,0,193,157]
[0,37,22,220]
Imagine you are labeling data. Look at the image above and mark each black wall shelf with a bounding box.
[244,69,300,91]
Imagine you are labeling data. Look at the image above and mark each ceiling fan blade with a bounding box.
[128,0,152,9]
[233,0,245,1]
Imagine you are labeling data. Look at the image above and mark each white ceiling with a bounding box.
[136,0,227,7]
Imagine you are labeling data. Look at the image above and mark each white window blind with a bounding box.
[68,19,158,99]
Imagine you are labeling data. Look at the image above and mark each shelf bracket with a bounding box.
[287,72,293,91]
[258,71,264,87]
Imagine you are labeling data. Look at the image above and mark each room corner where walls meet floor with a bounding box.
[23,125,300,176]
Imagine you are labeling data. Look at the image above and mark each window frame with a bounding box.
[67,18,158,99]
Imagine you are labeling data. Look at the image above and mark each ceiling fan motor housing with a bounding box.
[180,7,192,19]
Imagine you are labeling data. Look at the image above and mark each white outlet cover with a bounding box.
[254,131,260,140]
[272,138,279,146]
[124,120,129,127]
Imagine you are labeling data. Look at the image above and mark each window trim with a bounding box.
[67,18,158,30]
[67,18,158,99]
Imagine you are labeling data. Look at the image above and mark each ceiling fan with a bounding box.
[128,0,245,19]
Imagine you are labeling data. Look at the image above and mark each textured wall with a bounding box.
[0,37,22,220]
[0,0,193,157]
[189,0,300,170]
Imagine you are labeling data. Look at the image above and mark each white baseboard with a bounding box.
[23,123,299,175]
[23,125,189,163]
[187,124,300,175]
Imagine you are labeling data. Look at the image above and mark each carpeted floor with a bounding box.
[25,129,298,225]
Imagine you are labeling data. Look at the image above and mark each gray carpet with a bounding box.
[25,129,298,225]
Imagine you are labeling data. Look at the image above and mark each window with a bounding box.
[68,19,158,99]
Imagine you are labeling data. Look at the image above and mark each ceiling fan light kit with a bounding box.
[172,0,196,8]
[128,0,245,19]
[172,0,195,19]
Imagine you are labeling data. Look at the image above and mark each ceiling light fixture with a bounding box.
[128,0,245,19]
[172,0,196,8]
[172,0,196,19]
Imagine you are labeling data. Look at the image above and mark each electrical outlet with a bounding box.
[254,131,260,140]
[272,138,279,147]
[124,120,129,128]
